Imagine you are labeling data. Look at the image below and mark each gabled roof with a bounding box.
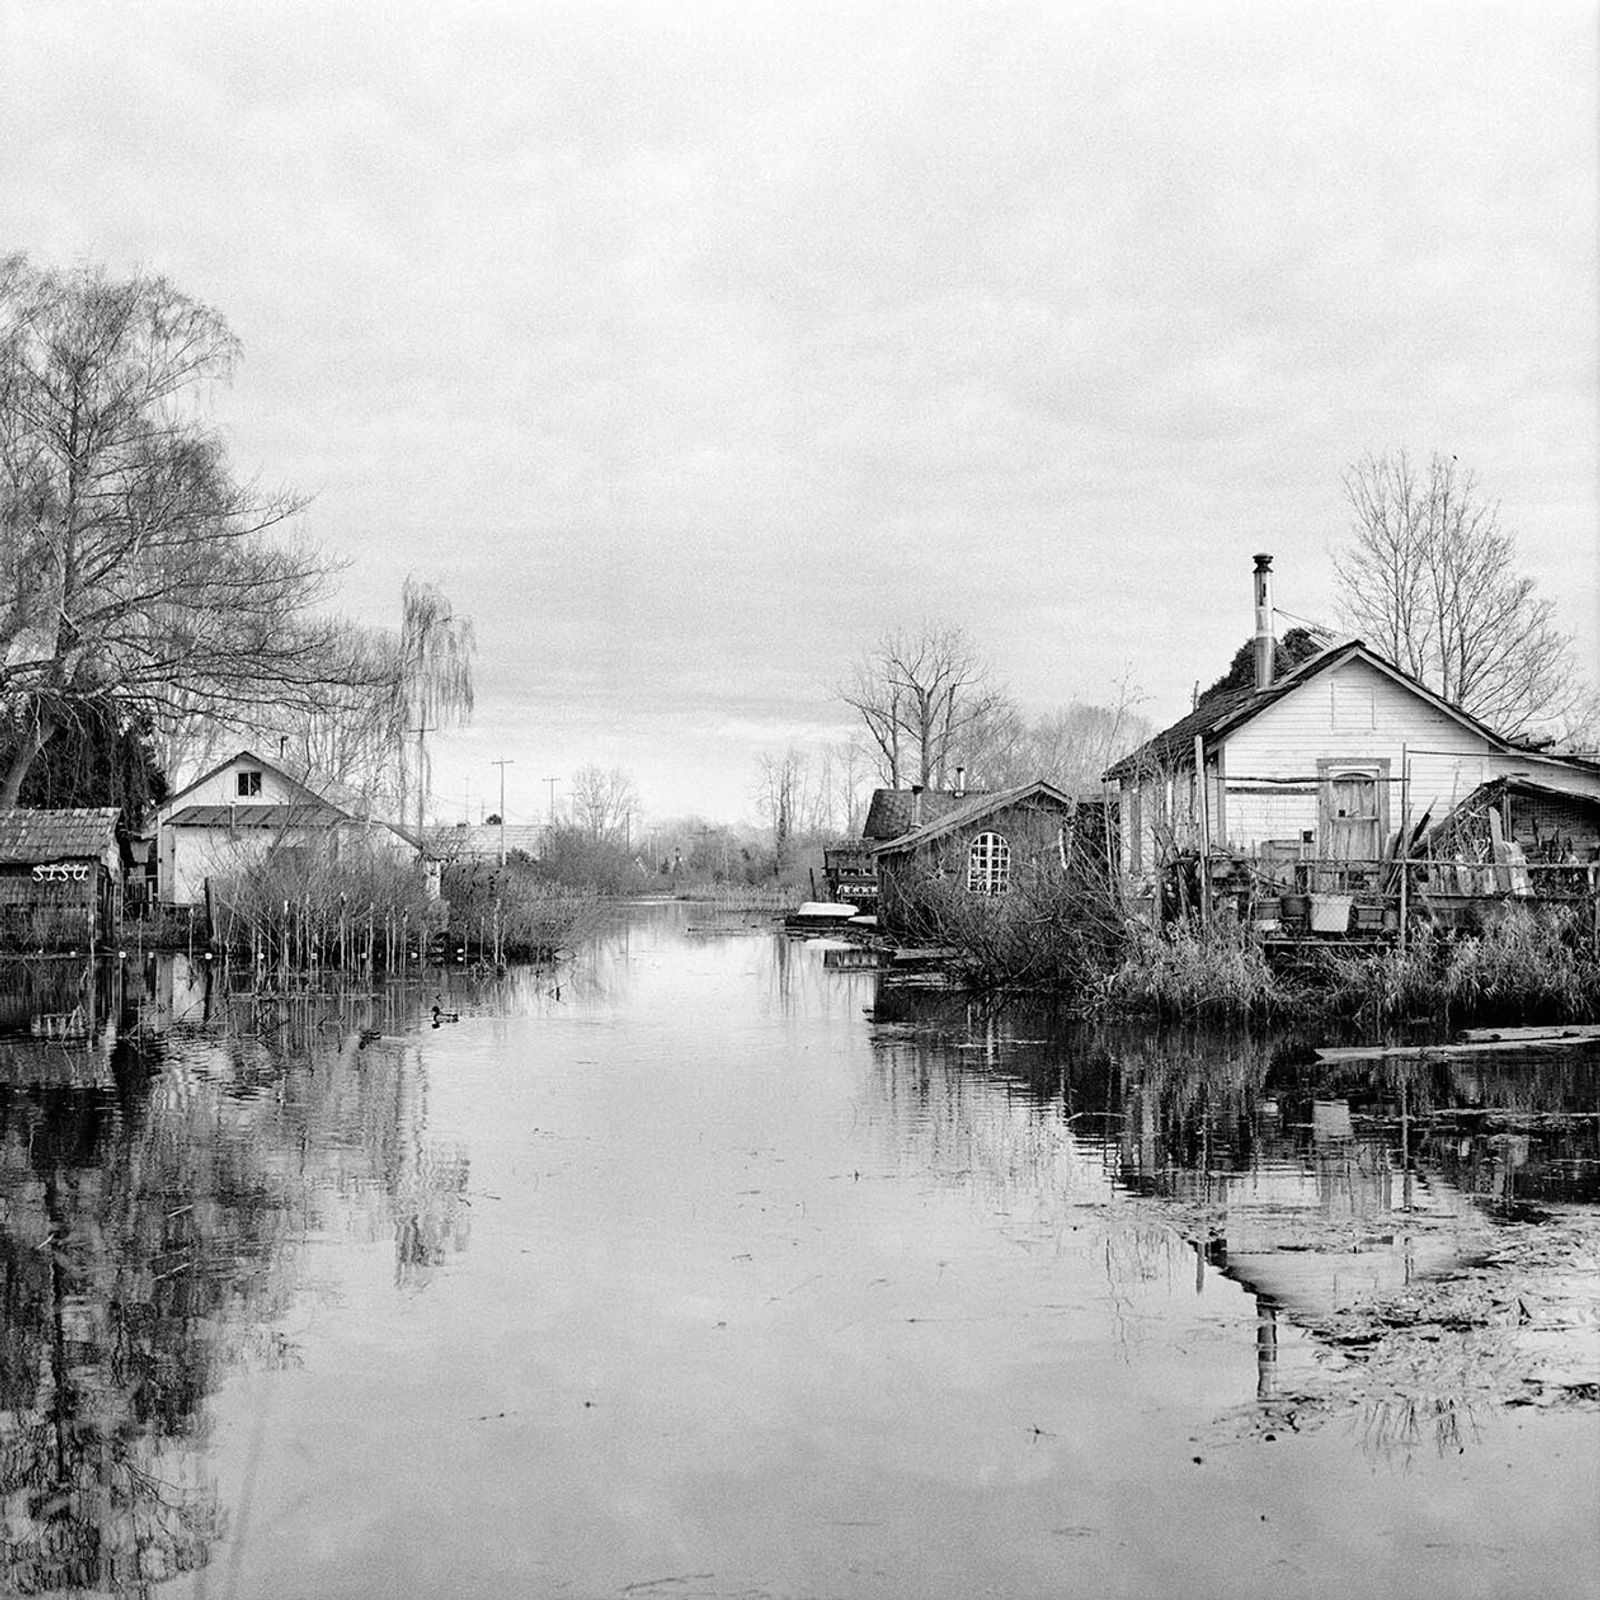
[160,749,343,815]
[869,780,1080,856]
[1101,685,1258,780]
[1103,640,1555,782]
[862,787,986,841]
[0,808,120,863]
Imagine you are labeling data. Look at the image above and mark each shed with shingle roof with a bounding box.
[867,780,1100,930]
[0,808,123,947]
[862,786,986,841]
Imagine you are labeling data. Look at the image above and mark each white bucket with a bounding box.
[1308,893,1353,933]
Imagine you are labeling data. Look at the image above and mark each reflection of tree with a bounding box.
[0,960,472,1593]
[0,1052,244,1593]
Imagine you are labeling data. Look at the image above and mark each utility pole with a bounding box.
[492,758,514,866]
[545,776,559,824]
[408,723,435,839]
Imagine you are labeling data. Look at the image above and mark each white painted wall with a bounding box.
[1220,657,1600,850]
[166,824,273,906]
[155,754,415,905]
[1114,657,1600,876]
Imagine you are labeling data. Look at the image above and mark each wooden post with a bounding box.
[1398,744,1410,953]
[1194,734,1210,930]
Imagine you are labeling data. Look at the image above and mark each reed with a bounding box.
[1318,905,1600,1025]
[1099,918,1301,1021]
[210,832,438,970]
[442,861,610,960]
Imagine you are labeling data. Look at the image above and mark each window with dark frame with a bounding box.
[237,770,262,797]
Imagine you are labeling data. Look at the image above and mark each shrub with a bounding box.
[893,860,1127,995]
[442,858,609,958]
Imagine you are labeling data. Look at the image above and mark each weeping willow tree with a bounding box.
[394,576,475,834]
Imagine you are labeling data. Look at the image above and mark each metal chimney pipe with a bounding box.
[1252,553,1275,692]
[910,783,924,827]
[954,766,966,799]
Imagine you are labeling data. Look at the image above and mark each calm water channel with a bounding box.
[1,900,1596,1599]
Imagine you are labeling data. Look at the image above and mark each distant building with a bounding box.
[425,822,549,863]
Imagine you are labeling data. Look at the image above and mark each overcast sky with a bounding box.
[4,1,1596,826]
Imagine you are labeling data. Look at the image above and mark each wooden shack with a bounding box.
[0,808,123,949]
[868,780,1095,929]
[1103,557,1600,940]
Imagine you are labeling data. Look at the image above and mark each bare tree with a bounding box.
[968,700,1155,792]
[837,621,1010,786]
[811,740,875,837]
[569,764,638,841]
[156,576,476,827]
[154,616,402,804]
[754,747,809,875]
[1333,450,1581,737]
[0,258,372,804]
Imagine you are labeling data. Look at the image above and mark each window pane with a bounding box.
[967,832,1010,894]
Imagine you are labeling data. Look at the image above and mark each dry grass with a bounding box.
[1318,906,1600,1026]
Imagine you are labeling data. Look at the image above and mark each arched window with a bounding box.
[967,831,1010,894]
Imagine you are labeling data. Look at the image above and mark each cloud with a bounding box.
[2,0,1594,820]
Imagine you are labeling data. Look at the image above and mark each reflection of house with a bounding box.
[1103,555,1600,922]
[154,751,421,907]
[868,780,1094,927]
[0,808,123,948]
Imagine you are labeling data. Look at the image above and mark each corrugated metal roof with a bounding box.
[166,803,345,828]
[0,808,120,862]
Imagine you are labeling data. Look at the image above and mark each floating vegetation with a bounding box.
[1211,1211,1600,1457]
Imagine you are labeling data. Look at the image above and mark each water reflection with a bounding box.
[0,921,1594,1596]
[864,977,1600,1450]
[0,955,466,1593]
